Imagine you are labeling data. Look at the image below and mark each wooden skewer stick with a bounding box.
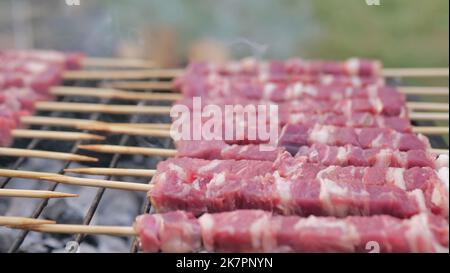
[50,86,182,101]
[106,82,450,97]
[104,123,171,130]
[20,116,106,128]
[39,175,151,192]
[20,116,448,134]
[0,169,154,186]
[50,87,448,104]
[63,69,183,80]
[36,101,449,115]
[0,216,56,227]
[63,67,449,80]
[65,168,156,177]
[21,116,171,130]
[0,147,98,162]
[78,144,448,156]
[78,145,177,157]
[107,81,173,91]
[0,189,78,199]
[76,124,172,138]
[36,102,172,115]
[79,122,448,137]
[409,112,449,121]
[11,129,105,141]
[399,87,449,96]
[7,223,136,236]
[412,126,449,135]
[0,168,152,190]
[406,102,449,112]
[0,169,56,180]
[433,149,449,154]
[81,57,155,69]
[382,68,449,78]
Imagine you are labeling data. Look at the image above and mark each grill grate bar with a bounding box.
[7,109,103,253]
[73,101,146,245]
[0,97,74,189]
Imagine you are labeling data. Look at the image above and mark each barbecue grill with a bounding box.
[0,62,448,252]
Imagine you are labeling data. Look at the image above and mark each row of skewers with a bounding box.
[0,54,449,252]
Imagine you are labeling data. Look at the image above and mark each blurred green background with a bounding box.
[0,0,448,67]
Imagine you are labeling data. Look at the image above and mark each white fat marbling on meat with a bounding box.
[24,61,47,74]
[239,145,250,153]
[318,167,350,217]
[344,101,352,116]
[310,125,331,144]
[392,133,402,150]
[436,167,449,192]
[289,113,303,124]
[417,134,431,149]
[371,98,384,114]
[249,215,269,250]
[330,91,343,101]
[351,77,362,87]
[322,75,333,85]
[221,145,233,153]
[409,189,428,213]
[273,172,292,208]
[285,83,304,99]
[371,133,384,148]
[207,72,218,84]
[199,214,214,232]
[263,83,277,99]
[308,148,319,161]
[435,154,449,169]
[385,168,406,190]
[294,215,347,230]
[395,151,408,168]
[367,86,379,109]
[168,163,187,180]
[304,85,318,96]
[151,172,166,184]
[431,186,444,209]
[322,145,331,162]
[317,165,338,179]
[336,146,349,164]
[405,214,448,253]
[198,160,221,174]
[198,214,215,251]
[344,87,353,97]
[293,216,360,252]
[374,115,386,128]
[258,71,269,82]
[346,58,360,75]
[209,172,226,188]
[375,149,391,167]
[191,180,201,191]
